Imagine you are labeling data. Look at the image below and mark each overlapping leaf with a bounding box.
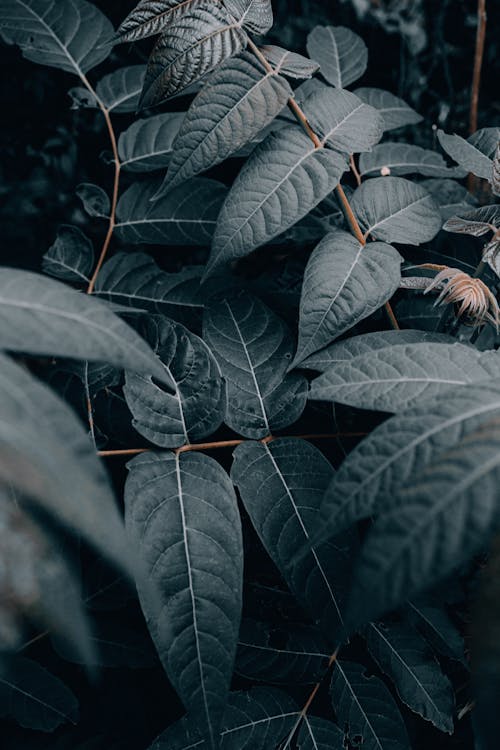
[354,87,423,131]
[224,0,273,35]
[360,143,466,178]
[96,66,146,113]
[444,205,500,237]
[261,44,319,79]
[206,127,347,277]
[297,716,344,750]
[116,0,207,42]
[42,225,94,284]
[203,291,307,437]
[407,599,465,663]
[306,25,368,88]
[351,176,442,244]
[422,178,476,221]
[76,184,110,218]
[438,127,500,180]
[291,230,402,368]
[119,113,185,172]
[125,451,243,749]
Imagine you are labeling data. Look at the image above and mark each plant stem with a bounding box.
[350,153,362,186]
[470,0,487,135]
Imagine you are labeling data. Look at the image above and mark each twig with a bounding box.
[469,0,487,135]
[350,154,362,186]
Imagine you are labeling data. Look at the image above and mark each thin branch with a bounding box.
[350,154,362,186]
[470,0,487,135]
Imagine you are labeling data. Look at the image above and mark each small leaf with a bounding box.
[124,315,225,448]
[292,230,402,368]
[351,176,442,244]
[119,113,185,173]
[160,51,292,192]
[360,143,466,178]
[139,2,248,108]
[224,0,273,35]
[116,0,207,42]
[297,716,344,750]
[76,183,110,218]
[306,25,368,88]
[0,657,78,731]
[0,269,167,383]
[0,0,113,75]
[96,65,146,113]
[437,127,500,180]
[330,660,410,750]
[115,177,227,245]
[125,451,243,749]
[443,205,500,237]
[366,621,454,732]
[206,127,347,277]
[354,87,423,131]
[203,291,307,438]
[42,225,94,283]
[261,44,319,79]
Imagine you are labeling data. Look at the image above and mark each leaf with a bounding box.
[148,687,298,749]
[330,660,410,750]
[346,418,500,629]
[443,205,500,237]
[359,143,466,178]
[96,65,146,113]
[203,291,307,438]
[291,230,401,368]
[406,600,465,663]
[366,621,454,732]
[297,716,344,750]
[0,0,113,75]
[0,657,78,731]
[116,0,207,42]
[236,619,330,684]
[422,178,476,221]
[115,177,227,245]
[76,183,110,218]
[260,44,319,79]
[493,141,500,197]
[299,330,456,373]
[354,87,423,131]
[224,0,273,35]
[123,315,225,448]
[0,269,167,383]
[437,127,500,180]
[139,2,248,108]
[351,176,442,244]
[125,451,243,750]
[159,51,292,193]
[206,126,347,277]
[232,438,356,637]
[53,621,157,669]
[119,113,185,173]
[306,25,368,88]
[309,342,500,413]
[302,87,383,154]
[42,225,94,284]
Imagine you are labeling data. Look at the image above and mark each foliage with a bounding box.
[0,1,499,749]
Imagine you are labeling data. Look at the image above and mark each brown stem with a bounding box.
[470,0,487,135]
[350,153,362,186]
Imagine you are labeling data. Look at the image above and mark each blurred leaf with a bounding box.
[42,225,94,284]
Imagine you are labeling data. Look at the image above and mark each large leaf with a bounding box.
[366,621,454,732]
[0,269,167,383]
[160,51,292,193]
[354,87,423,131]
[232,438,356,638]
[351,176,442,244]
[148,687,298,749]
[297,716,344,750]
[291,230,402,368]
[359,143,466,178]
[330,661,410,750]
[203,291,307,438]
[139,2,248,108]
[119,113,185,173]
[115,177,227,245]
[124,315,225,447]
[309,342,500,413]
[206,127,347,277]
[302,87,383,154]
[96,65,146,113]
[0,0,113,75]
[125,451,243,749]
[42,225,94,284]
[306,25,368,88]
[116,0,206,42]
[0,657,78,731]
[438,127,500,181]
[346,418,500,630]
[224,0,273,35]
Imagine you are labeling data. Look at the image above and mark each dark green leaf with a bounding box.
[224,0,273,35]
[438,128,500,181]
[117,0,207,42]
[306,25,368,88]
[96,65,146,113]
[42,225,94,284]
[354,87,423,131]
[444,205,500,237]
[407,600,465,663]
[297,716,344,750]
[119,113,185,173]
[76,183,110,218]
[261,44,319,79]
[359,143,466,178]
[53,621,157,669]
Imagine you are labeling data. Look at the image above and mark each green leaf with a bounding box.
[42,225,94,284]
[0,269,167,383]
[0,0,113,75]
[438,127,500,181]
[291,230,401,368]
[330,661,410,750]
[406,599,465,663]
[224,0,273,35]
[96,65,146,113]
[309,342,500,413]
[261,44,319,79]
[232,438,356,637]
[359,143,466,178]
[139,2,248,108]
[306,25,368,88]
[203,291,307,438]
[206,127,347,277]
[160,51,292,193]
[354,87,423,131]
[351,176,442,244]
[443,205,500,237]
[297,716,344,750]
[76,183,110,218]
[422,178,476,221]
[366,621,454,732]
[125,451,243,750]
[124,316,225,448]
[115,177,227,245]
[116,0,207,42]
[119,113,185,173]
[0,657,78,731]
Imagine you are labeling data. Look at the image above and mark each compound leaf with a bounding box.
[306,25,368,88]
